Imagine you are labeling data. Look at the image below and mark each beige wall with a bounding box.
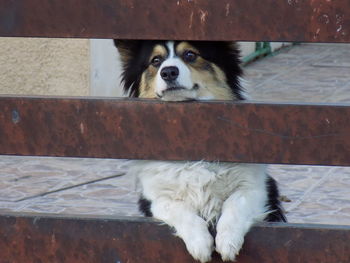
[0,38,90,96]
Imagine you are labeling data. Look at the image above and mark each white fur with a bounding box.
[129,161,269,262]
[155,41,195,100]
[167,41,176,58]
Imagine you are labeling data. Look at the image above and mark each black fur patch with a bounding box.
[138,196,153,217]
[264,176,287,222]
[114,40,244,100]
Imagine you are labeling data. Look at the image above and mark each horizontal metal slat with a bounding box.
[1,96,350,165]
[0,0,349,42]
[0,213,349,263]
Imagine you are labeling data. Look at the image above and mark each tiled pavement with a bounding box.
[1,43,350,225]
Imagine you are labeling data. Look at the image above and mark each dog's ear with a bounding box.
[113,40,143,97]
[114,39,141,65]
[228,42,241,58]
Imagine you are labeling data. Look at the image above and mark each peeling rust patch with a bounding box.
[11,110,20,124]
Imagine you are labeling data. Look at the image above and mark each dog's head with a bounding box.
[115,40,244,101]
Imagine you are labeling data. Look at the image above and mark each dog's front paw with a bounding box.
[215,231,244,262]
[182,229,214,263]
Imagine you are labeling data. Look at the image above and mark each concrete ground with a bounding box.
[1,43,350,225]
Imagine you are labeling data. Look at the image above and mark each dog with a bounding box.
[114,40,286,262]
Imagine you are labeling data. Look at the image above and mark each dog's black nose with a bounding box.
[160,66,179,81]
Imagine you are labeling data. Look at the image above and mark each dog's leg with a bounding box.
[152,199,214,263]
[215,187,267,261]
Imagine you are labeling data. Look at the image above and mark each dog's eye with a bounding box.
[183,50,197,62]
[151,56,162,67]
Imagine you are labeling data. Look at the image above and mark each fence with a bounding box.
[1,1,350,262]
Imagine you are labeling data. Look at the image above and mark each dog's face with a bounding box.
[115,40,244,101]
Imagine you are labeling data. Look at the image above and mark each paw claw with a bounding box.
[183,231,214,263]
[215,233,243,262]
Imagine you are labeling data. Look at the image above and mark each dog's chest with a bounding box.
[132,161,264,222]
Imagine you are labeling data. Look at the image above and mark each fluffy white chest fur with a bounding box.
[129,161,269,262]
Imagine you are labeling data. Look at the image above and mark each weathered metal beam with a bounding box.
[0,213,349,263]
[0,0,349,42]
[1,96,350,166]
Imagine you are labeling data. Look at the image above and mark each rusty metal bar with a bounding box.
[0,0,349,42]
[1,96,350,166]
[0,212,349,263]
